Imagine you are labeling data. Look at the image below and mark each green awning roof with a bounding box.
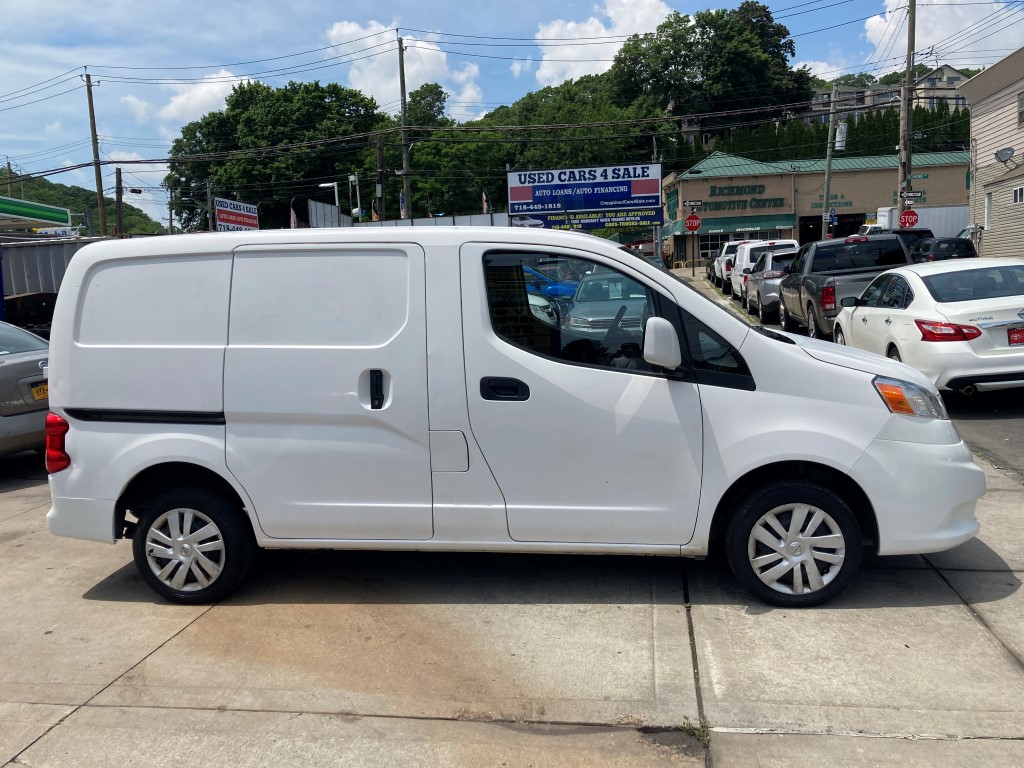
[663,213,795,237]
[0,195,72,229]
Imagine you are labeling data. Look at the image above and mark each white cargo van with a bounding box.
[45,228,984,607]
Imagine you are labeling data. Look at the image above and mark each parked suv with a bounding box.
[744,248,799,323]
[909,237,978,263]
[730,239,799,301]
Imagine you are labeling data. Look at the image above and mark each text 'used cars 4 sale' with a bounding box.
[45,228,985,607]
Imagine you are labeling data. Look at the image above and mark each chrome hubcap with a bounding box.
[145,508,225,592]
[747,503,845,596]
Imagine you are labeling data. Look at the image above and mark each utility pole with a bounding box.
[168,198,174,235]
[85,72,107,236]
[115,167,124,236]
[898,0,917,214]
[376,134,385,222]
[5,158,12,197]
[398,35,412,219]
[821,83,840,239]
[206,179,215,231]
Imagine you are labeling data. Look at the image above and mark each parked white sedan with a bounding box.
[832,258,1024,393]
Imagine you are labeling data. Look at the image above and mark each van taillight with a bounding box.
[821,285,836,312]
[45,413,71,473]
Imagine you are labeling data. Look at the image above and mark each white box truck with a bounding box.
[859,205,968,237]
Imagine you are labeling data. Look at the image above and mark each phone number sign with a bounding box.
[507,164,663,229]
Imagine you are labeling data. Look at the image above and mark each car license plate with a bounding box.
[32,383,48,401]
[1010,328,1024,347]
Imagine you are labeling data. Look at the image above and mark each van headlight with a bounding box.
[872,376,949,419]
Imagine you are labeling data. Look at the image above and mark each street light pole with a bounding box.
[318,182,340,208]
[349,174,361,222]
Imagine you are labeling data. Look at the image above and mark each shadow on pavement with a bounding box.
[0,452,47,484]
[688,542,1020,612]
[84,550,680,606]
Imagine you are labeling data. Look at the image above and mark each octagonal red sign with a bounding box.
[899,209,919,228]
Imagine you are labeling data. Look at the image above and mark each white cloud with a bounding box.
[865,0,1024,77]
[534,0,672,87]
[44,120,62,134]
[120,95,152,124]
[326,20,483,118]
[511,58,533,79]
[157,70,242,125]
[794,60,849,80]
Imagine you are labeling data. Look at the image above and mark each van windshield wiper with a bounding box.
[751,325,796,345]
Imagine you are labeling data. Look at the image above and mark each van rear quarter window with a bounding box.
[76,256,232,345]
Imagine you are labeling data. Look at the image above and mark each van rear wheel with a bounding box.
[132,487,254,604]
[725,480,862,607]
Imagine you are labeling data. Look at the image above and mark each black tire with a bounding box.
[725,480,863,608]
[779,300,798,332]
[757,295,772,324]
[834,325,847,345]
[806,304,825,340]
[132,487,255,604]
[888,346,902,363]
[744,290,755,315]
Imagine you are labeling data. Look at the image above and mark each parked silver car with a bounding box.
[565,272,651,340]
[744,248,799,324]
[0,322,49,457]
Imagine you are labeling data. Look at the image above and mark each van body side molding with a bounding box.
[65,409,226,425]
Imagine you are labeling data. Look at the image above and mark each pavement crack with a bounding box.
[682,561,713,768]
[925,555,1024,673]
[5,601,217,764]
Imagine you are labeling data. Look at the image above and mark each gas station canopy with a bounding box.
[0,195,72,230]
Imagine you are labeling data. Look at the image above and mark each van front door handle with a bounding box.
[480,377,530,401]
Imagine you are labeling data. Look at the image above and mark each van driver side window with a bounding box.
[482,252,665,374]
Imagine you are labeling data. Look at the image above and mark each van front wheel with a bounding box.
[725,481,862,607]
[132,488,254,604]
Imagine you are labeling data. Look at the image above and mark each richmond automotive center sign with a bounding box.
[507,164,663,230]
[214,197,259,231]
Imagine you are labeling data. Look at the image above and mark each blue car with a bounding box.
[523,265,578,299]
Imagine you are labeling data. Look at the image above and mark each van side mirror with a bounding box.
[642,317,682,370]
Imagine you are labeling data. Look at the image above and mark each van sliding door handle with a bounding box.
[480,377,530,401]
[370,369,384,409]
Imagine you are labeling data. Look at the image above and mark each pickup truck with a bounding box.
[778,235,911,339]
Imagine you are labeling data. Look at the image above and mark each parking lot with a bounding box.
[2,433,1023,767]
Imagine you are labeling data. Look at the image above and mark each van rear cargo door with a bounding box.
[224,243,432,540]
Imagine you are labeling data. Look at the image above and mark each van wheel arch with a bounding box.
[706,461,877,557]
[116,462,253,541]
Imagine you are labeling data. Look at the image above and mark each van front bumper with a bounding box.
[849,436,984,556]
[47,491,117,544]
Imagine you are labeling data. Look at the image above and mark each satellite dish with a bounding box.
[995,147,1016,163]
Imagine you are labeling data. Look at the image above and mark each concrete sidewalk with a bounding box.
[1,448,1022,767]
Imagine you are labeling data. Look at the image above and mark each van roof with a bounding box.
[68,226,637,263]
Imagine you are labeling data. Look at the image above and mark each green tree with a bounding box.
[165,81,382,230]
[878,64,931,85]
[833,72,878,88]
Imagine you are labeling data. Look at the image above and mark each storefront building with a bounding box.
[661,151,969,264]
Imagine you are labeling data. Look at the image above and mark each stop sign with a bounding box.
[684,214,701,232]
[899,209,919,228]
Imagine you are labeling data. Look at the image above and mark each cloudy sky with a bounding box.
[2,0,1022,226]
